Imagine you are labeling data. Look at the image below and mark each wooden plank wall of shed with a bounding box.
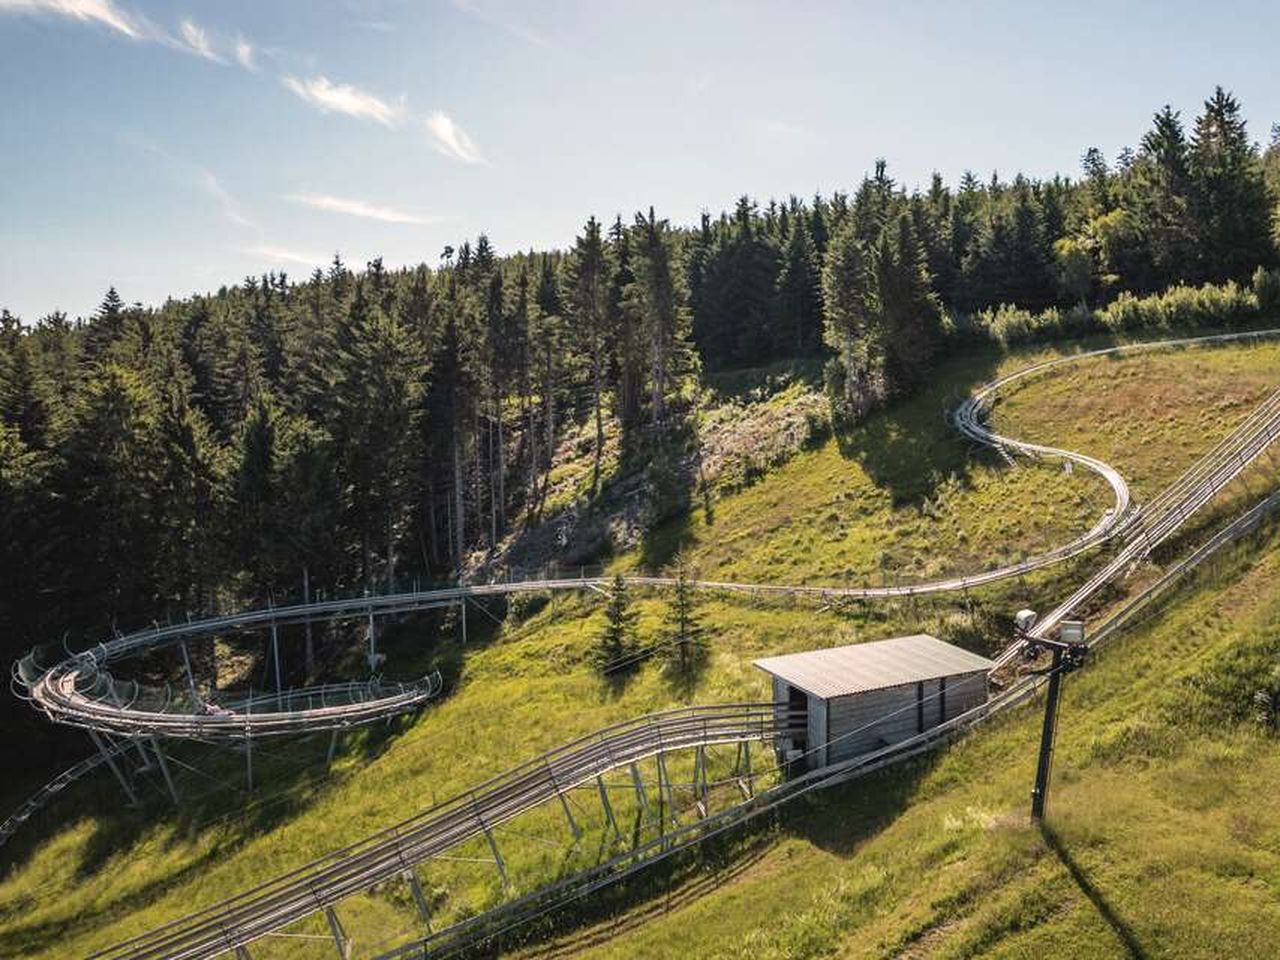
[823,670,988,766]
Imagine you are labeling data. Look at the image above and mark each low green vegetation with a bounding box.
[0,338,1275,958]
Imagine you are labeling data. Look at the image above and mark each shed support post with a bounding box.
[324,905,351,959]
[90,731,137,806]
[150,738,179,806]
[597,775,618,833]
[404,869,433,931]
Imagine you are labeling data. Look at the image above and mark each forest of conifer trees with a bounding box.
[2,87,1279,723]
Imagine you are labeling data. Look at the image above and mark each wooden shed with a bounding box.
[755,634,993,770]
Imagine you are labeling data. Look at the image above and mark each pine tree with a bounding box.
[594,572,638,676]
[877,213,943,391]
[627,207,687,428]
[661,555,706,681]
[81,287,126,367]
[775,218,823,355]
[821,220,881,413]
[1189,87,1274,281]
[566,216,612,496]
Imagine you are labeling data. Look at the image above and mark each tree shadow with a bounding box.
[1040,823,1148,959]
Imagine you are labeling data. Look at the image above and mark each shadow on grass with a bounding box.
[1040,822,1148,959]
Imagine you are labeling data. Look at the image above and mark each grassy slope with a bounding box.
[0,338,1276,958]
[560,515,1280,960]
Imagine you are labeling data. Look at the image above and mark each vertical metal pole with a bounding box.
[327,729,340,766]
[479,814,509,888]
[368,608,376,665]
[629,762,651,818]
[178,641,198,703]
[235,946,252,960]
[404,869,433,931]
[743,739,754,798]
[150,738,180,806]
[657,752,675,823]
[245,690,254,793]
[89,731,138,806]
[695,744,708,813]
[1031,646,1065,822]
[597,775,618,833]
[324,906,350,959]
[460,597,468,645]
[270,618,282,710]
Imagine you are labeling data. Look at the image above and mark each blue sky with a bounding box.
[2,0,1278,322]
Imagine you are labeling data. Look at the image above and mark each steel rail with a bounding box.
[85,704,803,960]
[27,331,1280,743]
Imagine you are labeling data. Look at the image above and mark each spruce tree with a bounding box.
[661,555,706,681]
[594,572,638,676]
[566,216,612,496]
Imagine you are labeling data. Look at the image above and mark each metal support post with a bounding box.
[235,947,252,960]
[656,751,676,823]
[324,905,351,959]
[460,597,468,645]
[178,641,198,703]
[89,731,137,806]
[629,762,651,818]
[545,761,581,841]
[741,740,754,798]
[327,729,340,766]
[150,737,180,805]
[597,774,618,833]
[270,618,282,710]
[404,869,433,931]
[479,814,509,888]
[1030,646,1064,822]
[245,689,254,792]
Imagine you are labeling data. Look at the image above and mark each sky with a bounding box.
[2,0,1278,322]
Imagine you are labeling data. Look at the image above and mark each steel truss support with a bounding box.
[403,869,433,931]
[324,905,352,959]
[694,744,709,815]
[327,729,340,766]
[149,737,180,805]
[178,640,198,703]
[89,730,137,806]
[476,810,509,888]
[270,617,283,709]
[546,764,581,842]
[629,762,652,820]
[597,774,618,834]
[656,751,676,825]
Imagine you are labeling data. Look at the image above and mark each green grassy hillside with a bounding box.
[1,337,1276,958]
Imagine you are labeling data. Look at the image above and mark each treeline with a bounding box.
[1,86,1278,667]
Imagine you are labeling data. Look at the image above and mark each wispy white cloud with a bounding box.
[0,0,143,38]
[178,18,223,63]
[243,244,327,268]
[199,170,256,229]
[285,192,435,225]
[450,0,546,47]
[234,35,255,71]
[425,110,485,164]
[282,74,405,127]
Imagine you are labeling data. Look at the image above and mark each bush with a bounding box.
[1097,280,1257,332]
[1253,266,1280,314]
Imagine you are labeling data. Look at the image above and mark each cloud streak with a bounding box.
[0,0,142,38]
[425,110,485,164]
[179,19,223,63]
[285,192,435,225]
[283,74,404,127]
[234,35,255,71]
[200,170,256,229]
[243,244,326,268]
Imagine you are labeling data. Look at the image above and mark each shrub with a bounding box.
[1253,266,1280,314]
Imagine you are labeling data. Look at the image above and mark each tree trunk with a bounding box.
[303,565,314,678]
[592,354,604,496]
[452,430,465,574]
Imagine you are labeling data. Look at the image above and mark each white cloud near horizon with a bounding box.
[0,0,141,38]
[243,244,327,268]
[425,110,485,164]
[449,0,546,48]
[285,192,434,225]
[282,74,404,127]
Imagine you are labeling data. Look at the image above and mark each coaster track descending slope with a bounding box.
[57,329,1280,960]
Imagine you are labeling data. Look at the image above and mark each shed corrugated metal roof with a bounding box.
[754,634,993,699]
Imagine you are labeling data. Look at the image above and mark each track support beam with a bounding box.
[324,905,351,959]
